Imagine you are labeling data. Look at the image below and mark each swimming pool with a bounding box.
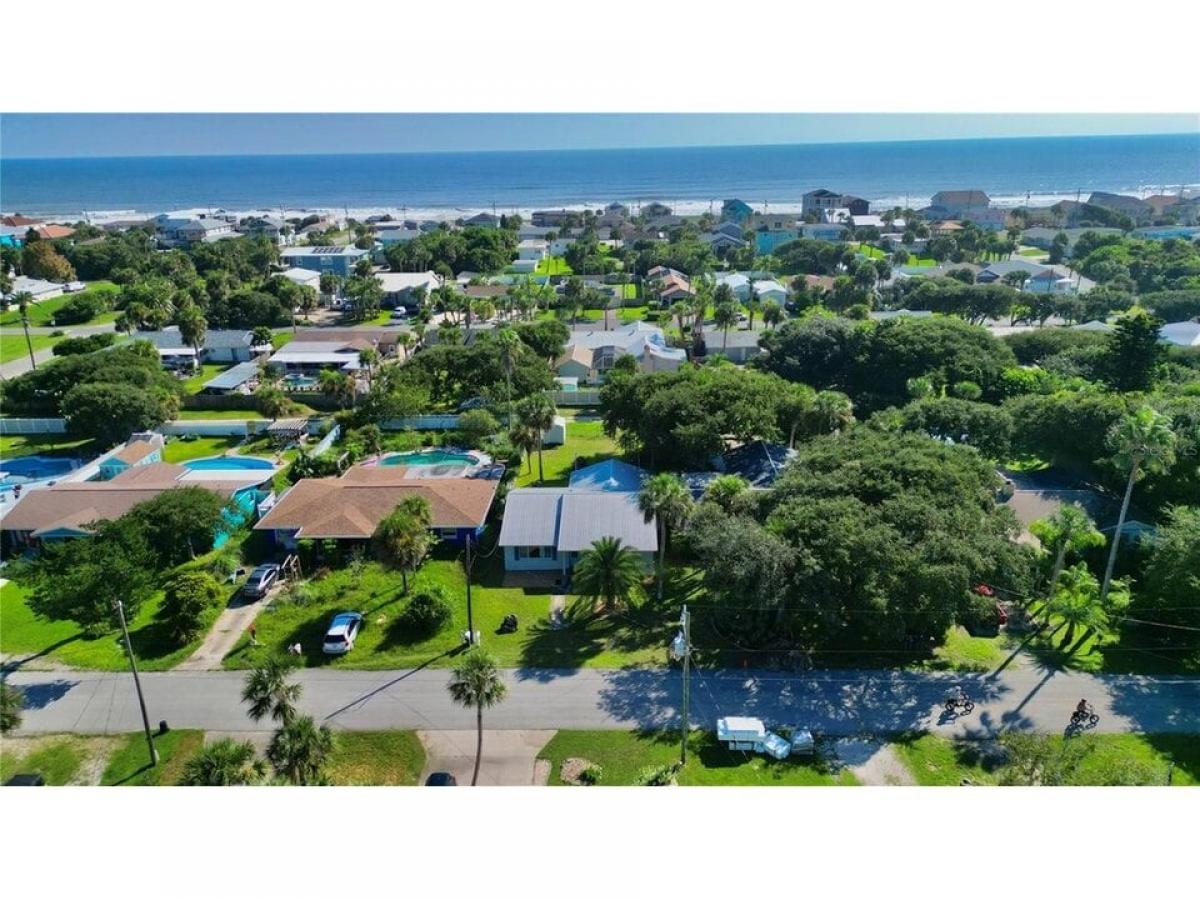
[184,456,276,471]
[0,455,81,485]
[282,374,319,390]
[379,450,479,467]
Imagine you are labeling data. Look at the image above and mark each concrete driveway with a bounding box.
[417,730,555,786]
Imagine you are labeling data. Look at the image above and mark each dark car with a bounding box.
[425,772,457,786]
[242,563,281,599]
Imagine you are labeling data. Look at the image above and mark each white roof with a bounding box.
[518,239,548,249]
[279,267,321,285]
[1160,321,1200,347]
[752,279,786,295]
[376,271,440,292]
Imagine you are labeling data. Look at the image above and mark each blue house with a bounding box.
[97,434,164,481]
[722,199,754,224]
[756,229,800,254]
[279,245,370,277]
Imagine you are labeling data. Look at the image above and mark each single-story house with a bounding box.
[279,267,323,292]
[755,228,799,254]
[291,327,400,356]
[702,231,747,253]
[376,271,441,309]
[266,340,366,375]
[96,433,164,481]
[1133,225,1200,241]
[32,224,75,240]
[798,223,847,242]
[2,275,65,303]
[704,328,763,363]
[870,308,934,321]
[716,272,752,299]
[510,259,538,274]
[134,327,271,365]
[2,454,272,547]
[498,460,656,575]
[279,245,369,277]
[376,227,422,249]
[255,465,498,548]
[1021,227,1122,251]
[752,280,787,303]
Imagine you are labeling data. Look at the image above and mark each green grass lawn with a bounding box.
[0,558,236,672]
[175,408,268,420]
[327,731,426,785]
[223,546,672,671]
[161,434,245,463]
[100,730,206,785]
[578,305,648,324]
[1016,608,1200,675]
[535,257,573,276]
[0,332,59,364]
[1018,247,1048,258]
[180,363,230,394]
[892,732,1198,786]
[272,331,296,350]
[0,282,120,328]
[539,730,858,786]
[514,417,621,487]
[924,626,1008,673]
[0,735,98,785]
[852,243,935,267]
[0,434,97,460]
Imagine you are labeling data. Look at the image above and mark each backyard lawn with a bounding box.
[222,548,671,671]
[539,730,859,785]
[175,408,270,420]
[853,243,935,267]
[514,415,622,488]
[535,256,572,276]
[180,363,230,394]
[0,332,59,364]
[579,305,648,324]
[161,434,245,463]
[0,434,97,460]
[1018,247,1048,257]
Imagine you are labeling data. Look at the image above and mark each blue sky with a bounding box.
[2,113,1196,159]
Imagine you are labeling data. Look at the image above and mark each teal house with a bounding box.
[755,229,799,254]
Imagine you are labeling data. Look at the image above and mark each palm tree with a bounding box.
[397,331,415,361]
[745,293,763,330]
[713,301,738,352]
[358,347,380,389]
[508,422,539,474]
[180,738,267,786]
[1029,505,1105,601]
[778,383,816,448]
[515,394,556,482]
[670,300,690,338]
[810,390,855,436]
[703,474,749,511]
[447,648,508,786]
[14,291,37,369]
[371,496,434,593]
[495,327,522,424]
[571,536,644,614]
[267,715,335,785]
[638,473,693,600]
[761,299,784,329]
[242,657,302,725]
[177,304,208,359]
[318,369,355,409]
[1099,408,1177,605]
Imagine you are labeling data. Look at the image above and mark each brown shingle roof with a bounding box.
[555,344,594,369]
[112,441,160,465]
[255,469,498,539]
[34,224,75,240]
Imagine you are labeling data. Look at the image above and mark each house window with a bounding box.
[439,528,458,539]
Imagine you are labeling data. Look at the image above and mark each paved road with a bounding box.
[0,322,118,379]
[7,666,1198,737]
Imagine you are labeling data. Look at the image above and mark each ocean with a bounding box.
[2,132,1197,221]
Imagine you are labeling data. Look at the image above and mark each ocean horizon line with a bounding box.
[3,130,1196,163]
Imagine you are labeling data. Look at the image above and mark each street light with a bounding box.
[112,599,158,767]
[668,605,691,765]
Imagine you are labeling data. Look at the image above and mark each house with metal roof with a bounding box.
[280,245,369,277]
[682,440,796,497]
[134,326,270,364]
[201,360,261,395]
[498,472,657,577]
[266,340,365,375]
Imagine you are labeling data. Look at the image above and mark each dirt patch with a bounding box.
[834,738,916,786]
[559,757,600,785]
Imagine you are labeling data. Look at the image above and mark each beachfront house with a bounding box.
[721,199,755,224]
[463,212,500,229]
[924,190,991,219]
[255,465,499,549]
[279,245,369,277]
[498,460,656,577]
[154,215,237,248]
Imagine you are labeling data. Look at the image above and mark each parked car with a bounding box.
[390,307,409,320]
[322,612,364,655]
[425,772,457,786]
[242,563,281,599]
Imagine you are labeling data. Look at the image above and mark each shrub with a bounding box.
[456,409,500,448]
[54,293,106,325]
[157,571,223,646]
[636,762,680,786]
[395,586,453,638]
[0,683,24,733]
[280,582,319,607]
[578,764,603,785]
[52,332,117,356]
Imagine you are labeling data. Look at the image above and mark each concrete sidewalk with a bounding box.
[418,730,555,785]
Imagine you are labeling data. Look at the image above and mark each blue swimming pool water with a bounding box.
[379,450,477,467]
[183,456,275,471]
[0,455,79,483]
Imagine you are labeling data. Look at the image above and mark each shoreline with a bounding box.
[7,184,1199,225]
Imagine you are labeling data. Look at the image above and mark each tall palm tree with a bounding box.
[638,473,693,600]
[180,737,267,786]
[761,299,784,329]
[447,648,508,786]
[1100,407,1177,606]
[570,536,644,614]
[745,293,763,330]
[713,301,738,352]
[1029,505,1105,600]
[1046,563,1106,648]
[397,331,415,361]
[177,304,208,359]
[516,394,556,482]
[778,383,816,448]
[508,422,539,474]
[14,291,37,369]
[495,327,522,424]
[810,390,855,436]
[267,715,335,785]
[358,347,380,389]
[242,657,302,726]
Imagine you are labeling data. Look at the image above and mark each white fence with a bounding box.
[0,418,68,435]
[381,415,462,431]
[550,390,602,406]
[310,423,341,455]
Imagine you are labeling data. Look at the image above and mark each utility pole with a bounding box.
[670,606,692,765]
[464,532,476,646]
[114,599,158,767]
